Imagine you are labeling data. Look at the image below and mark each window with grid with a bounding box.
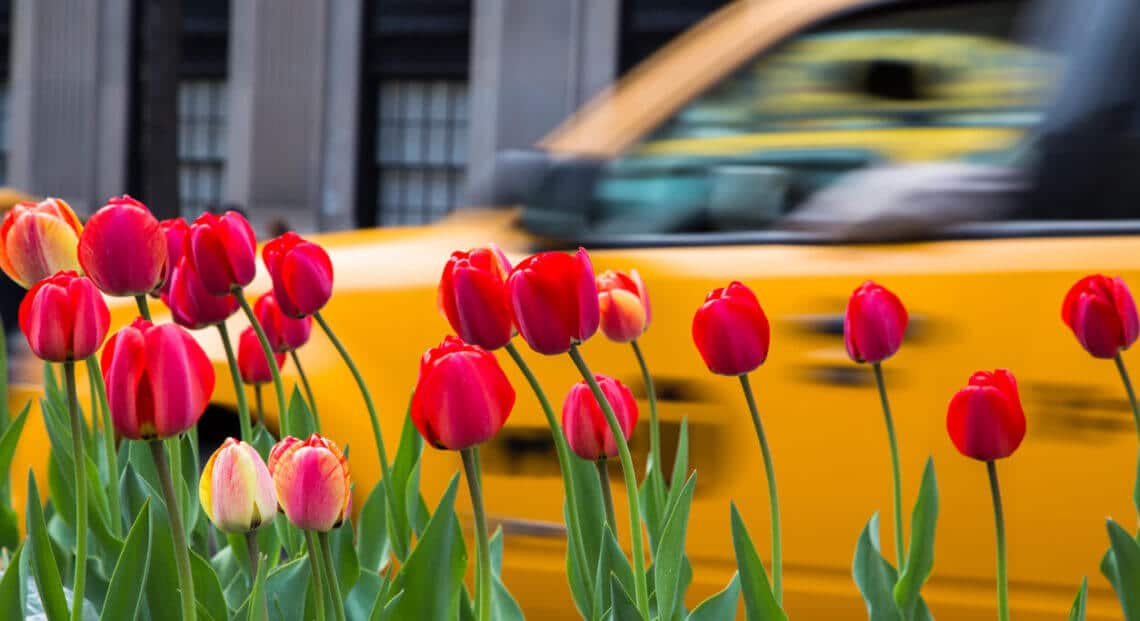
[178,80,227,218]
[375,80,467,226]
[0,83,9,185]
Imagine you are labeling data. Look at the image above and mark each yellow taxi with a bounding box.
[9,0,1139,618]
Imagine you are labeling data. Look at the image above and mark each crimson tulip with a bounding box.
[77,195,167,296]
[597,269,651,343]
[844,280,908,364]
[268,434,351,531]
[438,245,513,350]
[946,369,1026,461]
[154,218,191,298]
[187,211,257,296]
[254,291,312,352]
[102,318,216,440]
[262,232,334,317]
[0,197,83,288]
[1062,274,1140,359]
[411,336,515,450]
[19,271,109,362]
[238,326,285,385]
[198,437,277,533]
[506,248,599,355]
[164,255,239,330]
[562,374,638,461]
[692,281,770,376]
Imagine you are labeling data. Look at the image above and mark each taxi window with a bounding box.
[588,0,1059,236]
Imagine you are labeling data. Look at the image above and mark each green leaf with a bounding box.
[665,420,690,518]
[853,513,903,621]
[370,589,404,621]
[1107,519,1140,618]
[894,458,938,619]
[25,473,68,621]
[730,503,786,621]
[331,519,361,596]
[0,402,31,499]
[593,524,614,620]
[603,525,636,605]
[288,387,316,439]
[245,549,269,621]
[609,573,644,621]
[265,556,311,621]
[389,404,424,561]
[655,472,697,621]
[100,501,152,621]
[687,572,740,621]
[640,472,666,557]
[346,570,384,621]
[0,544,24,619]
[1068,577,1087,621]
[0,504,19,555]
[357,481,390,573]
[388,473,467,620]
[192,549,229,621]
[566,453,606,618]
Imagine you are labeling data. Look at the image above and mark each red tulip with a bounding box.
[238,326,285,385]
[187,211,257,296]
[844,280,908,364]
[597,269,650,343]
[101,317,216,440]
[262,232,334,317]
[18,271,109,362]
[506,248,599,355]
[198,438,277,533]
[0,197,83,288]
[164,255,239,330]
[692,281,770,376]
[946,369,1026,461]
[77,195,167,297]
[561,374,638,461]
[411,336,515,450]
[254,292,312,352]
[154,218,191,298]
[1062,274,1140,359]
[268,434,351,531]
[438,245,513,350]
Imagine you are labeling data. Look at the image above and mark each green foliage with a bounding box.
[687,572,740,621]
[25,474,68,621]
[655,473,697,621]
[388,399,425,561]
[0,544,24,618]
[1107,519,1140,619]
[893,459,938,620]
[100,502,151,621]
[386,473,467,620]
[729,502,786,621]
[853,514,902,621]
[1068,577,1087,621]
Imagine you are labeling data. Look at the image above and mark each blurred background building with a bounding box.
[0,0,730,235]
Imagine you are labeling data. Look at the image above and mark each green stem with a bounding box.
[739,373,782,604]
[217,323,253,441]
[318,532,347,621]
[247,532,268,620]
[86,355,121,537]
[64,362,88,621]
[235,290,289,438]
[150,440,196,621]
[631,340,663,486]
[873,362,905,572]
[504,342,594,605]
[461,448,492,621]
[1115,353,1140,435]
[291,349,321,432]
[987,461,1009,621]
[254,384,263,429]
[305,531,327,621]
[134,294,152,321]
[568,345,650,618]
[596,459,616,532]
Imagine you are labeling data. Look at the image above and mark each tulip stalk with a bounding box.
[134,294,152,321]
[873,362,906,571]
[568,344,650,618]
[304,532,327,621]
[631,340,666,501]
[318,532,347,621]
[738,373,782,604]
[290,349,320,431]
[149,440,197,621]
[217,323,254,441]
[63,362,88,621]
[1114,353,1140,435]
[987,461,1009,621]
[595,459,617,530]
[254,385,263,428]
[86,355,122,537]
[246,532,269,620]
[460,447,493,621]
[235,290,290,436]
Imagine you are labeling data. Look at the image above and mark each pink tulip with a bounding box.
[19,271,110,362]
[268,434,351,531]
[187,211,257,296]
[78,195,167,297]
[198,438,277,533]
[562,374,638,460]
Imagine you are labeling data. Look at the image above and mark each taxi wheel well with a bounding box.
[195,403,241,465]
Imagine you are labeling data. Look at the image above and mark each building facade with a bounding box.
[1,0,726,234]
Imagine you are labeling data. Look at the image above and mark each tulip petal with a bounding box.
[145,325,215,437]
[946,385,1025,461]
[1073,292,1124,358]
[275,445,348,531]
[510,268,573,355]
[1113,277,1140,349]
[103,326,148,439]
[573,248,600,342]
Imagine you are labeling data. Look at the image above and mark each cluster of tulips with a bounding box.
[1,192,1140,621]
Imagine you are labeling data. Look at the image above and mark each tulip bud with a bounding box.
[438,245,513,350]
[187,211,257,296]
[506,248,599,355]
[238,326,285,385]
[77,195,167,297]
[0,198,83,288]
[268,434,351,531]
[597,269,650,343]
[19,271,110,362]
[102,318,216,440]
[844,280,908,364]
[198,438,277,533]
[164,255,239,330]
[154,218,191,298]
[562,374,638,461]
[1062,274,1140,359]
[411,336,515,450]
[691,281,770,376]
[262,232,334,317]
[254,292,312,352]
[946,369,1026,461]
